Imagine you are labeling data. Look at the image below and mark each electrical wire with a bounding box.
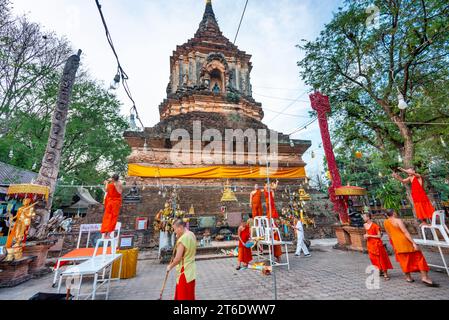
[253,92,310,103]
[287,117,318,136]
[233,0,249,44]
[94,0,145,129]
[268,90,310,123]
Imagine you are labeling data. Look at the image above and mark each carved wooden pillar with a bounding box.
[35,50,81,223]
[310,91,349,224]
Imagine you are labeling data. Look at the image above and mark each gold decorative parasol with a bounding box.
[6,184,49,201]
[335,186,367,196]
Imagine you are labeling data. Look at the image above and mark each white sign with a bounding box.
[137,219,147,230]
[120,237,133,248]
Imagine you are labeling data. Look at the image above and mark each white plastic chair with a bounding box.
[421,210,449,243]
[52,223,121,286]
[414,210,449,277]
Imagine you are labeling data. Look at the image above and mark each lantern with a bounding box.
[355,151,363,159]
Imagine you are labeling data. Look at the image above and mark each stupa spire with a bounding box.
[196,0,220,36]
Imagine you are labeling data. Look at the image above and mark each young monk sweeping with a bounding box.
[383,209,439,287]
[362,213,393,280]
[167,219,197,300]
[236,217,253,270]
[101,174,123,238]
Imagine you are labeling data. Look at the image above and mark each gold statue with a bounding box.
[5,199,36,261]
[221,180,238,202]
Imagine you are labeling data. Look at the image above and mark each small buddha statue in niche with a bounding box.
[212,83,220,94]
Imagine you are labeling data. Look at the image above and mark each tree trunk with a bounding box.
[395,119,416,218]
[32,50,81,239]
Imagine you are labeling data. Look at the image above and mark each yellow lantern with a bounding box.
[355,151,363,159]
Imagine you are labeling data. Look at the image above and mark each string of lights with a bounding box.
[94,0,144,129]
[287,117,318,136]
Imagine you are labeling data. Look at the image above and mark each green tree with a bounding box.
[298,0,449,169]
[0,72,131,186]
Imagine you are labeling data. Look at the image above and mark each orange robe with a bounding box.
[384,219,430,273]
[411,177,434,220]
[101,183,122,234]
[251,190,263,218]
[270,221,282,258]
[365,223,393,271]
[273,231,282,258]
[175,267,195,300]
[238,225,253,264]
[264,190,279,219]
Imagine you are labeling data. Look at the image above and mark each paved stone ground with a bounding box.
[1,242,448,300]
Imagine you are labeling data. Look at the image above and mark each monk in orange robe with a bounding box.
[383,209,438,287]
[250,184,263,218]
[101,174,123,238]
[362,213,393,280]
[392,167,435,224]
[264,180,279,219]
[236,219,253,270]
[167,219,197,301]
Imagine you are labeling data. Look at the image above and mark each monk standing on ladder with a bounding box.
[101,174,123,238]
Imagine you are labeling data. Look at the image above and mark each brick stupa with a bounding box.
[123,0,311,221]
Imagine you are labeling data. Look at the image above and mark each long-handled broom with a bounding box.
[158,244,177,300]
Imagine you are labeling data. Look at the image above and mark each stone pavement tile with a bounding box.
[1,249,449,300]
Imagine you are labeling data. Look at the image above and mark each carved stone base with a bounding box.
[0,256,35,288]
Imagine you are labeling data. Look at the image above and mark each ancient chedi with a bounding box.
[124,0,311,220]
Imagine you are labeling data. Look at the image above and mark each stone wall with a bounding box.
[56,184,338,253]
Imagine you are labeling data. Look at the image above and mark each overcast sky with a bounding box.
[11,0,344,179]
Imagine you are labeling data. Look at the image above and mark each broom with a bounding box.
[158,243,177,300]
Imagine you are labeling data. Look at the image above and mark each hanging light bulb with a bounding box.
[129,112,138,131]
[378,172,383,178]
[441,136,447,148]
[109,73,121,90]
[143,139,148,152]
[397,90,409,110]
[289,140,295,148]
[8,149,13,159]
[32,162,37,170]
[398,153,403,163]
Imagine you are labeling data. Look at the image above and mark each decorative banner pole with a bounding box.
[33,50,82,238]
[309,92,349,224]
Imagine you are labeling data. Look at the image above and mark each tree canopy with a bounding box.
[0,0,131,207]
[299,0,449,204]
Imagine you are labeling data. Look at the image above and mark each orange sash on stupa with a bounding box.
[101,183,122,233]
[384,219,429,273]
